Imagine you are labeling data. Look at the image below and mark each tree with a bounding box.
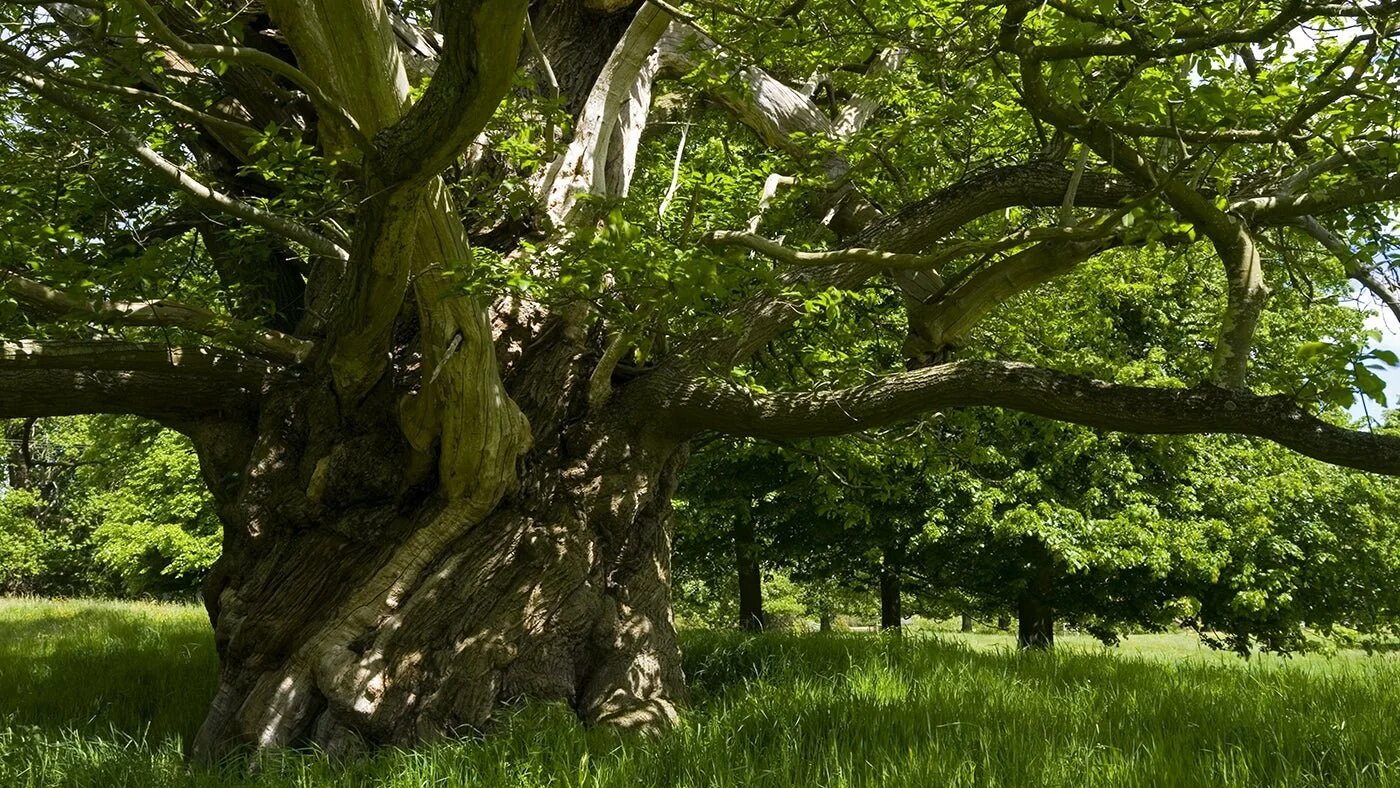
[0,416,220,596]
[4,0,1400,760]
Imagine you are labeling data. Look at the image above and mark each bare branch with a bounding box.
[0,48,261,141]
[1295,216,1400,326]
[536,4,671,225]
[703,230,948,272]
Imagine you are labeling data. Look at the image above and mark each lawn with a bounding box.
[1,599,1398,786]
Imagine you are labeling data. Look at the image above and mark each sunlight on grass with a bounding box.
[1,599,1398,786]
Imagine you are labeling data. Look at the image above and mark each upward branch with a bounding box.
[370,0,528,187]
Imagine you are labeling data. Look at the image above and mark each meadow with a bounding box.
[2,599,1398,787]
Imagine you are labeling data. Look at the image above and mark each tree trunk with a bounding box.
[960,613,974,633]
[819,613,834,632]
[997,614,1011,631]
[189,372,689,760]
[734,512,764,631]
[878,554,901,632]
[1017,541,1055,650]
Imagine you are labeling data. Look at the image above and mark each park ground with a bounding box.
[1,599,1398,786]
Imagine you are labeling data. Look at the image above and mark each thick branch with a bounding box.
[666,359,1400,475]
[2,272,312,364]
[915,240,1105,352]
[536,3,671,225]
[0,340,264,420]
[371,0,527,187]
[1234,173,1400,221]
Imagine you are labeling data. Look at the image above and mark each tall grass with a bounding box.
[1,598,1398,786]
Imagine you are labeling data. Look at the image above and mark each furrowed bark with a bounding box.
[192,373,687,757]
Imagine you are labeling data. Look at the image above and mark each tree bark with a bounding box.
[960,613,974,633]
[734,512,765,632]
[878,553,902,632]
[819,613,834,632]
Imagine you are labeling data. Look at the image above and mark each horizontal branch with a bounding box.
[703,230,947,271]
[665,359,1400,475]
[0,340,265,420]
[707,217,1126,275]
[1022,1,1314,61]
[853,161,1138,253]
[1233,173,1400,221]
[2,272,312,364]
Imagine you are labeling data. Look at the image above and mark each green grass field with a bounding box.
[2,599,1399,786]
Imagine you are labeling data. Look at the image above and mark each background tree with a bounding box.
[0,416,219,596]
[3,0,1400,760]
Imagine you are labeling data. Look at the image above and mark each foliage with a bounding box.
[0,489,45,593]
[0,418,219,598]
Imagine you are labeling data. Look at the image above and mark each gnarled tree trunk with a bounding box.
[191,371,688,758]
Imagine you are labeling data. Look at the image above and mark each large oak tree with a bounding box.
[2,0,1400,760]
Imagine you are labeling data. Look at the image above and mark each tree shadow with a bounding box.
[0,603,216,743]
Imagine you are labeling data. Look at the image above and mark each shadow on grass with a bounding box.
[2,605,1399,786]
[0,601,217,743]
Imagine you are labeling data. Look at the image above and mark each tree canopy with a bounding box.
[2,0,1399,759]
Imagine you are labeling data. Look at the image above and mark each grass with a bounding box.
[2,599,1400,786]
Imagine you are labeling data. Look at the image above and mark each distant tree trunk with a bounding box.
[960,613,974,633]
[3,418,34,490]
[879,553,902,631]
[819,613,834,632]
[997,614,1011,631]
[1017,540,1055,650]
[735,512,764,631]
